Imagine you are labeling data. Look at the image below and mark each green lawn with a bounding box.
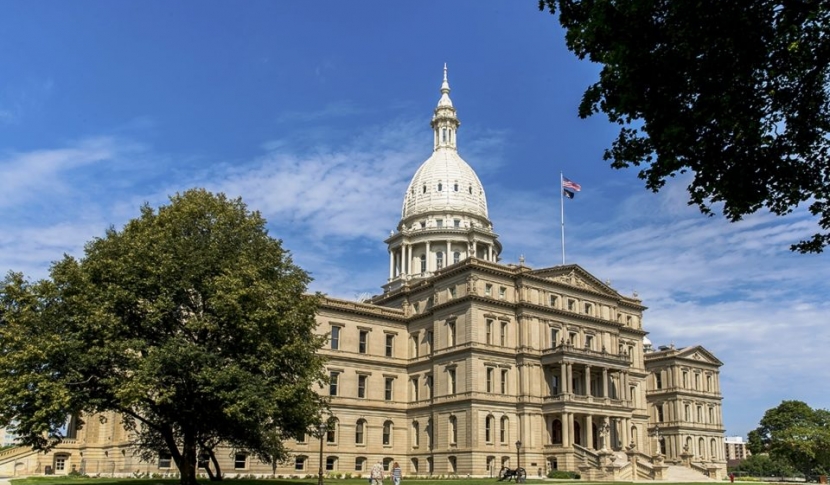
[7,479,552,485]
[5,478,769,485]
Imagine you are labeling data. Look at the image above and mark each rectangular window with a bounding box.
[295,457,306,471]
[326,457,336,471]
[569,332,578,346]
[426,330,433,353]
[330,326,341,350]
[158,453,172,469]
[655,372,662,389]
[448,321,456,346]
[426,374,433,398]
[55,456,67,471]
[436,219,443,227]
[549,294,558,306]
[498,286,506,300]
[683,371,689,388]
[501,369,508,394]
[500,322,507,346]
[355,458,365,471]
[695,373,701,390]
[296,433,307,444]
[454,219,460,228]
[358,375,367,398]
[567,299,576,311]
[551,328,559,347]
[385,377,394,401]
[707,375,712,391]
[486,368,494,392]
[234,454,247,470]
[551,375,560,395]
[657,405,664,422]
[329,371,339,396]
[448,368,456,395]
[412,378,419,401]
[385,334,394,357]
[486,319,493,344]
[709,407,715,423]
[585,334,594,350]
[485,284,492,296]
[359,330,368,354]
[584,303,592,315]
[697,406,703,422]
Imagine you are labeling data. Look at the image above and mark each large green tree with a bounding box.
[747,400,830,476]
[0,189,327,485]
[539,0,830,252]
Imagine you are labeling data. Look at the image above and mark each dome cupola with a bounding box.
[383,65,501,292]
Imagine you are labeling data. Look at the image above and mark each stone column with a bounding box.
[562,412,570,447]
[567,413,575,447]
[389,249,394,279]
[622,372,629,401]
[425,241,431,272]
[406,244,412,276]
[559,362,567,395]
[473,240,478,259]
[585,415,594,449]
[585,365,592,397]
[567,363,573,394]
[602,368,609,398]
[446,240,451,266]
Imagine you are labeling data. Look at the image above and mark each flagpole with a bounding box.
[560,171,566,265]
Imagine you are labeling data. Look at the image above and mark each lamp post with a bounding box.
[515,440,522,469]
[318,423,327,485]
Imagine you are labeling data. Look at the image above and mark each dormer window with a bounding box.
[438,182,443,192]
[454,182,459,191]
[469,185,472,194]
[423,185,427,194]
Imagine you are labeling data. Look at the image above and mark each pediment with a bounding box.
[528,264,620,298]
[677,346,723,366]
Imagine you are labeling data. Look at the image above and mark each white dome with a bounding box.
[401,148,488,219]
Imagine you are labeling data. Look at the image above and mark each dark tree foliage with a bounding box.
[0,189,328,485]
[539,0,830,252]
[747,400,830,476]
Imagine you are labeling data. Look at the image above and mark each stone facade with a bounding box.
[0,67,726,480]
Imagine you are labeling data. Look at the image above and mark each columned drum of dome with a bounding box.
[385,66,501,292]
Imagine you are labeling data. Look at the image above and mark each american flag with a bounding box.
[562,176,582,192]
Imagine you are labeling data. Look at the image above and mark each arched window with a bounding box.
[423,185,427,194]
[412,421,420,447]
[485,415,494,442]
[355,457,367,472]
[631,425,638,446]
[355,419,366,444]
[436,251,444,270]
[448,456,457,474]
[686,436,693,453]
[710,438,718,458]
[383,457,393,471]
[383,420,393,446]
[327,418,339,443]
[552,419,562,444]
[469,185,473,194]
[438,182,443,192]
[699,437,706,458]
[500,416,508,443]
[453,251,460,264]
[411,458,419,474]
[449,415,458,444]
[454,182,459,191]
[420,254,426,274]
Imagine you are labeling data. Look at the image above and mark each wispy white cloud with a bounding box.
[276,100,364,124]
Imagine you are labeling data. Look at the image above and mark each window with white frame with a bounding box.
[329,371,340,396]
[383,421,393,446]
[448,368,456,395]
[485,283,492,296]
[486,367,494,392]
[295,456,306,471]
[486,319,493,344]
[385,333,394,357]
[355,419,366,444]
[330,326,341,350]
[357,374,367,398]
[234,453,247,470]
[358,330,368,354]
[501,369,508,394]
[385,377,394,401]
[500,321,507,346]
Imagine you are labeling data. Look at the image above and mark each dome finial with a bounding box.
[442,63,449,93]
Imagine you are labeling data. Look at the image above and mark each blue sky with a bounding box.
[1,1,828,440]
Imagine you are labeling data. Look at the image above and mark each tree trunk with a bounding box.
[208,448,223,481]
[179,429,199,485]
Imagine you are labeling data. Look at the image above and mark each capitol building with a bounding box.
[0,68,727,481]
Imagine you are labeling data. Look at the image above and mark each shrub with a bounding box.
[547,470,581,479]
